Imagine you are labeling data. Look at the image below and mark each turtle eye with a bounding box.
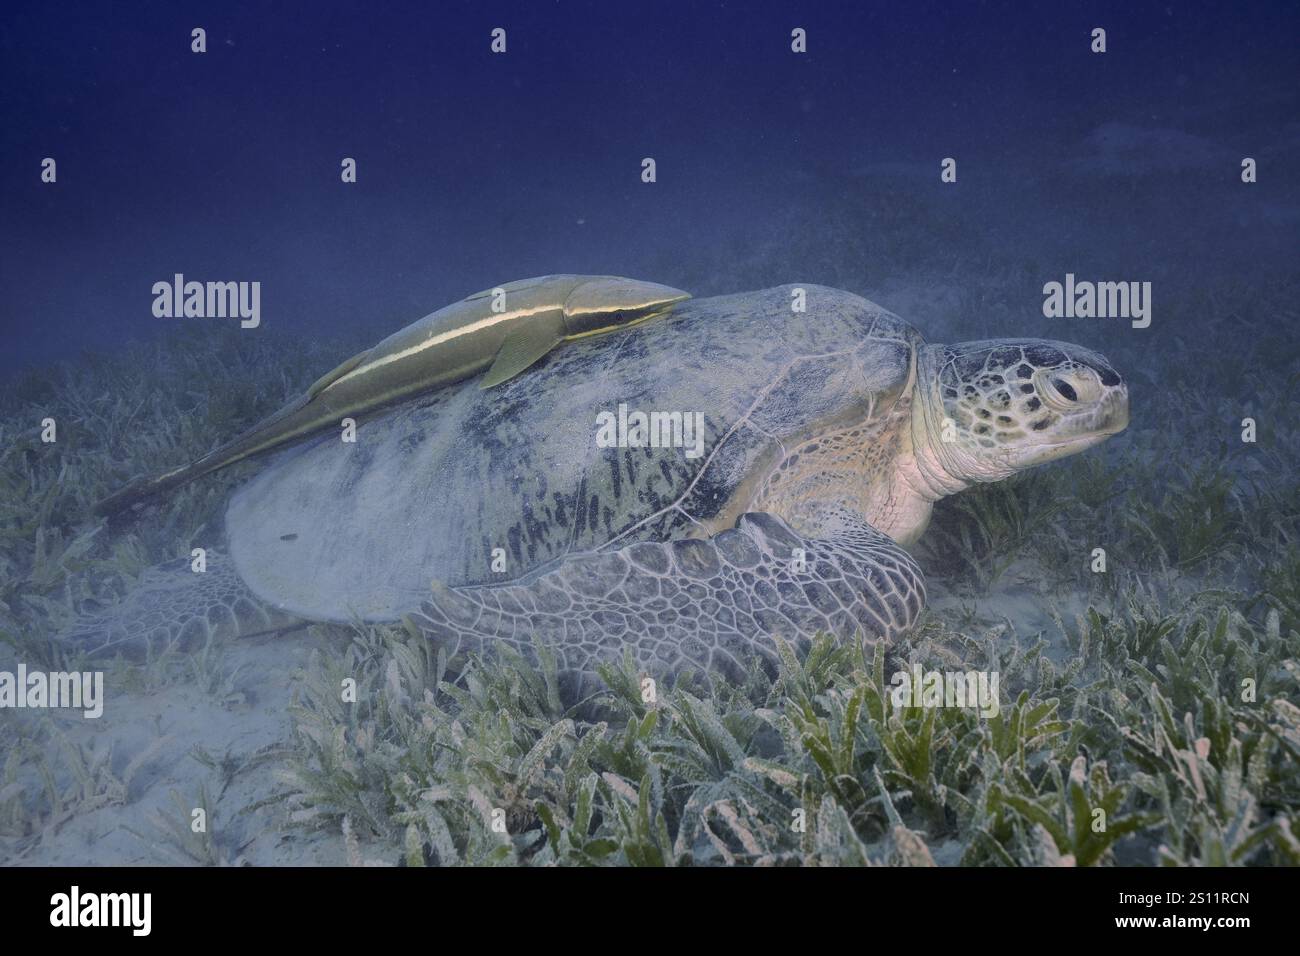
[1036,367,1100,410]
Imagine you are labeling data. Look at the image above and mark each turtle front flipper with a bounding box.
[414,512,925,685]
[56,550,302,661]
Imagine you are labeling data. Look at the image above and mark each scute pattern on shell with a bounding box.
[58,551,299,660]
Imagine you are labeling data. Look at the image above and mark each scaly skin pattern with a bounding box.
[414,511,924,683]
[59,551,298,660]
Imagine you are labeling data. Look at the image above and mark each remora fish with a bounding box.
[94,274,689,515]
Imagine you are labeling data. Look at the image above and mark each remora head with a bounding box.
[561,277,691,337]
[911,338,1129,494]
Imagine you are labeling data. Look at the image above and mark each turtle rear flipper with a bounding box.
[57,550,301,661]
[413,511,925,686]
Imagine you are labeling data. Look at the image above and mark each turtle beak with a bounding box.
[563,277,691,334]
[1095,383,1130,436]
[1044,383,1129,461]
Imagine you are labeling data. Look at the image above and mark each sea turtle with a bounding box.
[64,284,1128,686]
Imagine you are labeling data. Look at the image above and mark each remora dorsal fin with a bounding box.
[306,348,373,399]
[479,315,565,389]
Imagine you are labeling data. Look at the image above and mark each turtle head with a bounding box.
[910,339,1128,494]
